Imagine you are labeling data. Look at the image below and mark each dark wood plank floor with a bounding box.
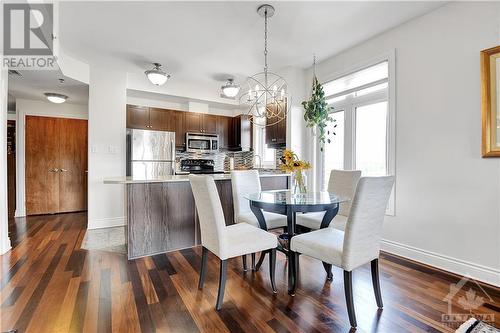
[1,213,499,333]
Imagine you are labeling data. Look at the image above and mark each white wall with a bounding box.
[312,2,500,285]
[127,94,239,117]
[278,66,316,189]
[14,99,88,217]
[0,68,11,255]
[87,67,127,229]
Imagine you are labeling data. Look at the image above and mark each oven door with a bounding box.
[186,134,212,152]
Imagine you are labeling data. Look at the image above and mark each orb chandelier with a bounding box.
[239,4,289,127]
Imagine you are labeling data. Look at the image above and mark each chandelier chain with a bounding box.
[264,9,268,74]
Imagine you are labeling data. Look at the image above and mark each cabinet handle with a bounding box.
[272,138,277,142]
[60,169,68,172]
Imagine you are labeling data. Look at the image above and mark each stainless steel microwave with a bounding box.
[186,133,219,153]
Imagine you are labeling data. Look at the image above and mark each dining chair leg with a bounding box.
[288,251,298,295]
[371,259,383,308]
[255,251,267,271]
[251,253,256,271]
[322,262,333,281]
[198,247,208,289]
[343,270,357,328]
[242,255,248,272]
[216,259,228,311]
[269,248,277,293]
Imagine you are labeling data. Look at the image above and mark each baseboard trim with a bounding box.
[87,216,126,230]
[0,239,12,255]
[14,208,26,218]
[381,239,500,287]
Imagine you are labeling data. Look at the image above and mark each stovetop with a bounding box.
[178,158,224,175]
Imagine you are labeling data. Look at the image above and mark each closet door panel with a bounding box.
[25,116,60,215]
[58,118,88,212]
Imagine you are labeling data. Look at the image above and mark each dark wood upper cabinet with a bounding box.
[183,112,202,133]
[127,105,150,129]
[217,116,232,149]
[149,107,171,131]
[171,111,185,147]
[265,103,287,147]
[127,105,261,151]
[231,115,252,151]
[202,114,217,134]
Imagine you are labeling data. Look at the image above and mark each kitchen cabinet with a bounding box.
[231,115,252,151]
[184,113,217,134]
[184,112,202,133]
[216,116,232,149]
[127,105,150,129]
[265,105,286,147]
[202,114,218,134]
[127,105,253,151]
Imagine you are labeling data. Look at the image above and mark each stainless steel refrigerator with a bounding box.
[126,129,176,179]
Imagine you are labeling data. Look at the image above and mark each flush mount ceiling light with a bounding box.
[239,4,289,127]
[44,93,68,104]
[221,78,240,98]
[145,63,170,86]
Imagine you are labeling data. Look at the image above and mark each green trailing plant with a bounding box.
[302,76,336,151]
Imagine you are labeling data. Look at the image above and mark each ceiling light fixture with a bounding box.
[239,4,289,127]
[221,78,240,98]
[145,63,170,86]
[44,93,68,104]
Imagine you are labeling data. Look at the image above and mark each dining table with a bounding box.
[245,190,349,295]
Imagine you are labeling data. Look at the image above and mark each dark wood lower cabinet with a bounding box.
[127,182,196,259]
[126,176,289,259]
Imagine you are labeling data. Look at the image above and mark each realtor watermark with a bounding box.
[441,276,495,329]
[2,3,57,70]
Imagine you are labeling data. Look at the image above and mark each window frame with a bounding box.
[317,50,396,215]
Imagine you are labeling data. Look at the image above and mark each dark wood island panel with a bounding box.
[127,182,196,259]
[126,175,289,259]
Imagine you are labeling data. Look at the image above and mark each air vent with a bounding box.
[8,70,22,77]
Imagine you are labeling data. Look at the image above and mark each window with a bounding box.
[253,122,276,169]
[320,56,395,214]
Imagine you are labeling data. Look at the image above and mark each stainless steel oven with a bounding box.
[186,133,219,153]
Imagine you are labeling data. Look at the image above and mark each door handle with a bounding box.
[49,168,59,172]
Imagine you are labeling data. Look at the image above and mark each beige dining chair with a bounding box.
[189,175,278,310]
[296,169,361,231]
[231,170,287,270]
[290,176,394,328]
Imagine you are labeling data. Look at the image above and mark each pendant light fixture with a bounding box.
[145,63,171,86]
[221,78,240,98]
[239,4,289,127]
[44,92,68,104]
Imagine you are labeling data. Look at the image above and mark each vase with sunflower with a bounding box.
[279,150,311,194]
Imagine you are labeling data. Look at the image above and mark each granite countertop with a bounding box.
[103,171,290,184]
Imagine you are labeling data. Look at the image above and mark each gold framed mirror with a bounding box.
[481,45,500,157]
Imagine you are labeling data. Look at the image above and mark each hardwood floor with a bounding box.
[1,213,499,333]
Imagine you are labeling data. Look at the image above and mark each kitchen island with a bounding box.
[104,172,290,259]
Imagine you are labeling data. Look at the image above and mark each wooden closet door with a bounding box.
[58,118,88,213]
[26,116,60,215]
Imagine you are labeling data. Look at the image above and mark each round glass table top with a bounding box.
[245,190,349,206]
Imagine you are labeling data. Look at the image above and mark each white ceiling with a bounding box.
[8,69,89,105]
[11,1,446,106]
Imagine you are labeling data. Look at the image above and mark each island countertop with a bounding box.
[103,171,290,184]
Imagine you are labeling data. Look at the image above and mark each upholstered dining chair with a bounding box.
[297,169,361,231]
[189,175,278,310]
[231,170,287,270]
[290,176,394,328]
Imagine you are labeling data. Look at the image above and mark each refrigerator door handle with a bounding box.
[171,140,175,175]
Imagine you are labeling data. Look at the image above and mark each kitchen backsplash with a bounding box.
[176,147,285,172]
[176,150,254,171]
